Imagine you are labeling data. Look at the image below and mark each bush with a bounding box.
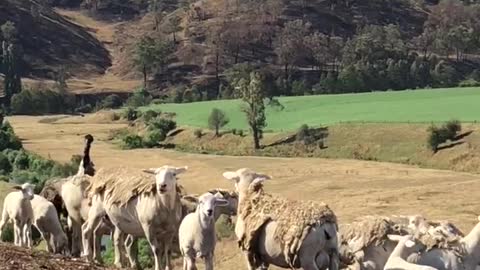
[427,126,444,153]
[458,78,480,87]
[208,108,229,136]
[1,224,14,242]
[13,151,29,170]
[237,130,244,136]
[143,130,166,148]
[148,117,176,135]
[231,128,237,135]
[427,121,461,152]
[296,124,310,142]
[0,122,22,151]
[11,88,75,115]
[445,119,461,139]
[215,215,235,239]
[194,129,203,138]
[123,107,139,121]
[291,80,309,96]
[101,94,123,109]
[75,104,93,114]
[126,89,151,108]
[0,153,12,174]
[142,110,160,123]
[122,134,144,149]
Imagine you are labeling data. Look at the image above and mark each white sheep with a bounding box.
[31,194,68,254]
[385,234,438,270]
[82,165,187,270]
[0,183,35,247]
[178,192,229,270]
[223,168,339,270]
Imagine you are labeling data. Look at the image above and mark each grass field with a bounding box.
[143,87,480,131]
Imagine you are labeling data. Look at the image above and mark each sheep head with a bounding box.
[143,166,188,195]
[222,168,271,194]
[13,183,35,200]
[197,192,229,222]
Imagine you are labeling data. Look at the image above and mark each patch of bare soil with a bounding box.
[0,243,115,270]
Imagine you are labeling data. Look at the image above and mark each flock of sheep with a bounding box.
[0,134,479,270]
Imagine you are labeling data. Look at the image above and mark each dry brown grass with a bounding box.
[7,115,480,270]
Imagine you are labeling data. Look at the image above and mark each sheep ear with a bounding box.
[12,185,22,191]
[142,168,157,174]
[223,171,239,181]
[215,198,229,206]
[175,166,188,175]
[251,174,271,186]
[405,240,415,248]
[387,234,402,242]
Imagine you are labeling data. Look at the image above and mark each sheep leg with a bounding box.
[24,221,32,248]
[93,222,105,263]
[184,256,197,270]
[163,236,174,270]
[204,254,213,270]
[243,251,258,270]
[81,197,105,261]
[328,250,339,270]
[125,234,139,269]
[142,224,162,270]
[13,220,21,246]
[112,227,126,268]
[70,218,82,257]
[0,207,8,241]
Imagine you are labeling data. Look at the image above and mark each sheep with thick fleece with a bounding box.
[385,234,438,270]
[223,168,339,270]
[0,183,35,247]
[31,195,68,254]
[178,192,229,270]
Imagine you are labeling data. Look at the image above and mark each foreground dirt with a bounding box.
[7,114,480,270]
[0,243,114,270]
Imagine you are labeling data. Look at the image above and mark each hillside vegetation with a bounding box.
[0,0,110,78]
[143,87,480,131]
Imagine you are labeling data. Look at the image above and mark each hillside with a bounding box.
[0,0,110,79]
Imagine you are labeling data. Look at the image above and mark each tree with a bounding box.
[166,15,182,43]
[149,0,164,31]
[233,72,267,149]
[1,22,22,108]
[134,36,174,88]
[208,108,229,136]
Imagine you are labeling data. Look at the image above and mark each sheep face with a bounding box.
[143,166,188,195]
[13,183,35,200]
[222,168,271,193]
[197,192,229,221]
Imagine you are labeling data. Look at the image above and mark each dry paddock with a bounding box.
[7,115,480,269]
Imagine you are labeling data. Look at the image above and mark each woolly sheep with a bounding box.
[178,192,229,270]
[31,195,68,254]
[407,216,480,270]
[385,234,438,270]
[82,165,187,270]
[0,183,35,248]
[223,168,339,270]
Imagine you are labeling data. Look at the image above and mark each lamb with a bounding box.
[406,216,480,270]
[223,168,339,270]
[30,195,68,254]
[82,165,188,270]
[0,183,35,248]
[178,192,229,270]
[385,234,438,270]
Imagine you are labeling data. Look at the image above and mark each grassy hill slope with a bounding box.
[143,87,480,131]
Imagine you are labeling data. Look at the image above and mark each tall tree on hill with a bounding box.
[166,15,182,43]
[0,22,22,108]
[149,0,164,31]
[274,20,310,95]
[207,22,228,99]
[134,36,173,89]
[233,71,267,149]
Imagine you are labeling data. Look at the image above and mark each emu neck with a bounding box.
[463,222,480,259]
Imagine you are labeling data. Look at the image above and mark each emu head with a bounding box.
[143,166,188,195]
[81,134,95,176]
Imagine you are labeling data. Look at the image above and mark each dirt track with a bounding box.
[7,115,480,269]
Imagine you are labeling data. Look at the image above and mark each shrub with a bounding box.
[194,129,203,139]
[1,225,14,242]
[11,88,75,115]
[123,107,139,121]
[148,117,176,135]
[291,80,309,96]
[296,124,310,142]
[445,119,461,140]
[231,128,237,135]
[0,153,12,174]
[208,108,229,136]
[458,78,480,87]
[237,130,244,136]
[0,127,22,151]
[427,126,444,153]
[215,215,235,239]
[13,151,29,170]
[75,104,93,114]
[126,89,151,108]
[143,130,166,148]
[122,134,144,149]
[142,110,160,123]
[101,94,123,109]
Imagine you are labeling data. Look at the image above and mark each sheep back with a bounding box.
[239,189,337,267]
